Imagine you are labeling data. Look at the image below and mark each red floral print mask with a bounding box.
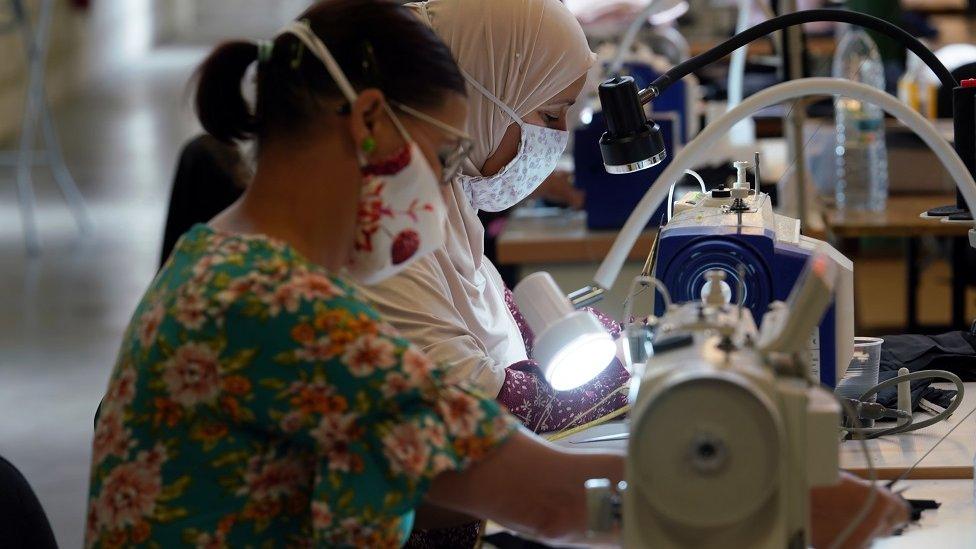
[347,142,447,285]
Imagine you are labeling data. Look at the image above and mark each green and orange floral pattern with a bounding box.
[86,225,516,548]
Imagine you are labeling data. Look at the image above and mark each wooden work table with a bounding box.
[824,194,970,239]
[497,194,967,265]
[496,193,972,329]
[823,193,971,331]
[496,208,656,265]
[489,479,976,546]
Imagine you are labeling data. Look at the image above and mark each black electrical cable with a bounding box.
[649,9,957,98]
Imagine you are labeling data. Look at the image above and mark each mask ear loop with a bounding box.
[281,20,414,161]
[458,66,525,128]
[283,20,357,102]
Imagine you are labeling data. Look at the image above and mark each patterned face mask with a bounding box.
[457,71,569,212]
[458,122,568,212]
[347,141,447,286]
[280,21,447,285]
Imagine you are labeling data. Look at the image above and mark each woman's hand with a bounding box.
[426,429,624,546]
[810,472,910,548]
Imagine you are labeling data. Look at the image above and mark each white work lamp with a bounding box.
[513,273,617,391]
[515,9,976,391]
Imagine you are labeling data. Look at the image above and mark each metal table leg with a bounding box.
[41,94,92,234]
[951,236,967,328]
[7,0,92,254]
[906,237,920,332]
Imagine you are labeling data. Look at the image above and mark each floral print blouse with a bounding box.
[86,225,517,548]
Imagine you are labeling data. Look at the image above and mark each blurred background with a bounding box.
[1,1,975,546]
[0,2,306,545]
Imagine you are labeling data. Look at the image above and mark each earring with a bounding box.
[361,136,377,154]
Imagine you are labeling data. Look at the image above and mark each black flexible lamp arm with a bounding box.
[597,8,962,175]
[645,9,956,101]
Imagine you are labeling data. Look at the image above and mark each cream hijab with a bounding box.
[359,0,596,395]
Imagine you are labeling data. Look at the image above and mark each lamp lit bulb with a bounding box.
[546,332,617,391]
[514,272,616,391]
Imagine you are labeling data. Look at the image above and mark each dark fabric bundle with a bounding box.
[873,331,976,410]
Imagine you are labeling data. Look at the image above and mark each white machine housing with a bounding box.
[622,283,840,548]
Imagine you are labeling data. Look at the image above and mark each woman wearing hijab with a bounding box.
[85,2,630,545]
[360,0,628,435]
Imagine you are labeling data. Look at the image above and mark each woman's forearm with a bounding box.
[426,429,624,545]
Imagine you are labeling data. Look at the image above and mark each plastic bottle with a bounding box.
[898,53,939,119]
[833,28,889,212]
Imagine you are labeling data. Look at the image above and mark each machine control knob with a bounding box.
[584,478,622,535]
[703,270,731,306]
[732,160,751,189]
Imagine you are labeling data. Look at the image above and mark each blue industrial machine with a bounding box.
[653,164,854,387]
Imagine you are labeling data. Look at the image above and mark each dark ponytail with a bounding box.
[194,41,260,142]
[192,0,467,145]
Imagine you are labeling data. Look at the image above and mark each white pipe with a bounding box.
[666,169,706,221]
[608,0,662,75]
[652,25,690,63]
[726,0,756,145]
[592,77,976,290]
[727,0,752,110]
[608,0,687,75]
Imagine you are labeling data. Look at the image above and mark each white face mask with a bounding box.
[281,21,447,285]
[347,141,447,285]
[458,71,569,212]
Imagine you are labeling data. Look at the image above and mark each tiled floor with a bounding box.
[0,45,204,548]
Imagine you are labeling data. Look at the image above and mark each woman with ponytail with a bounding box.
[84,1,906,547]
[85,1,628,547]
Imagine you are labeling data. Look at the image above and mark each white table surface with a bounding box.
[554,383,976,480]
[552,422,975,547]
[840,382,976,480]
[873,479,976,548]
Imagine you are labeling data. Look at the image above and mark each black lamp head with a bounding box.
[598,75,667,174]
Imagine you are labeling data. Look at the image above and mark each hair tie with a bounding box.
[256,40,274,63]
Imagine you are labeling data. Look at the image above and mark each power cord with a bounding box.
[831,371,973,545]
[846,370,965,439]
[829,395,879,549]
[666,169,707,222]
[885,402,976,491]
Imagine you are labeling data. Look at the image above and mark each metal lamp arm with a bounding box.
[591,77,976,291]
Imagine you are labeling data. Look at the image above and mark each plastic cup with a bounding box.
[834,337,883,403]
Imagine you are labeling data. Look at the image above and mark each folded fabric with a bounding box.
[870,331,973,414]
[879,331,976,381]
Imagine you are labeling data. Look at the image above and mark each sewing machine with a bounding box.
[586,256,841,548]
[653,160,855,387]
